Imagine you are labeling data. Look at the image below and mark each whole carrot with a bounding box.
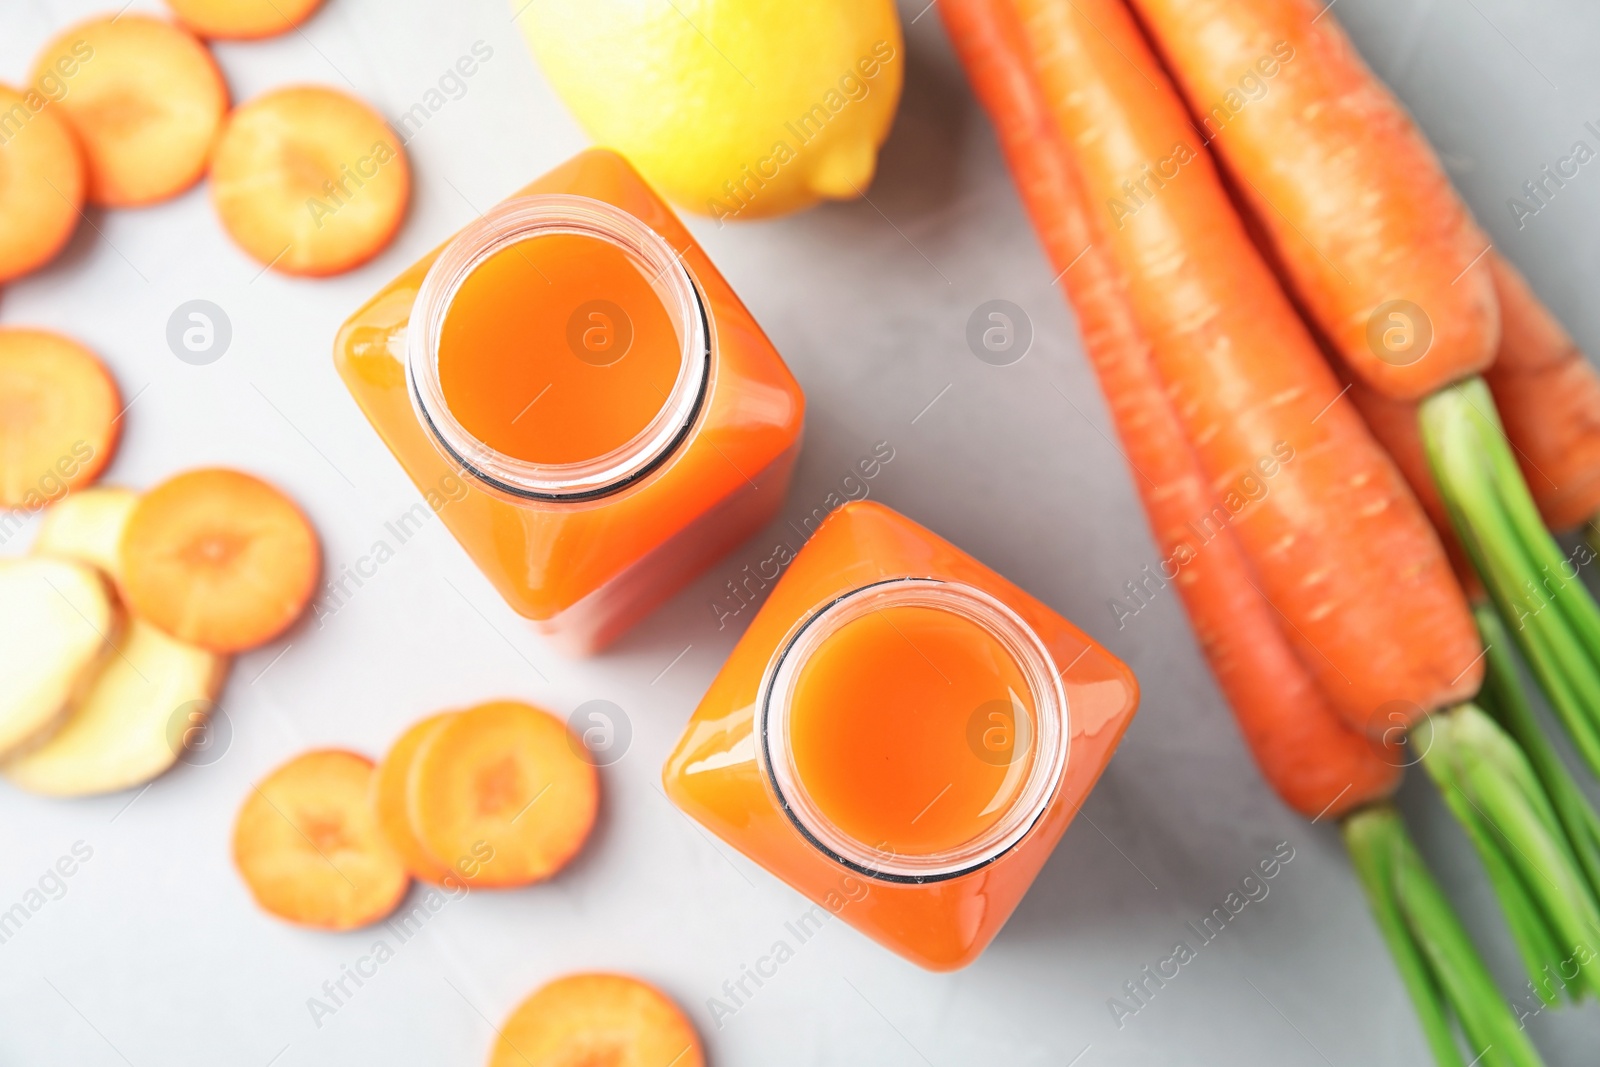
[940,0,1397,820]
[941,6,1549,1063]
[1482,252,1600,533]
[1121,0,1600,778]
[1124,0,1498,401]
[1009,0,1481,732]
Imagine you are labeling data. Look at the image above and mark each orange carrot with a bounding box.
[1482,252,1600,533]
[0,83,84,283]
[209,86,410,277]
[406,700,597,887]
[1124,0,1498,401]
[32,16,228,208]
[370,711,459,885]
[119,468,320,652]
[940,0,1398,818]
[1006,0,1480,732]
[164,0,323,40]
[232,749,410,930]
[489,973,704,1067]
[0,328,120,509]
[1344,379,1483,600]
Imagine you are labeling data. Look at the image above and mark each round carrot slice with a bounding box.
[209,86,410,276]
[371,711,459,885]
[164,0,323,40]
[489,973,704,1067]
[0,83,84,282]
[407,700,598,888]
[233,749,410,930]
[30,15,228,208]
[119,468,320,652]
[0,329,119,510]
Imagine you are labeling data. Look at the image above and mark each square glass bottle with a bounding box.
[334,150,805,653]
[664,501,1140,969]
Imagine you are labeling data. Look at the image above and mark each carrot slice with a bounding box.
[233,749,409,930]
[31,15,227,208]
[209,86,410,276]
[164,0,322,40]
[940,0,1398,820]
[371,712,459,885]
[1482,252,1600,533]
[407,700,597,887]
[0,328,119,510]
[489,973,704,1067]
[119,468,320,652]
[0,83,84,282]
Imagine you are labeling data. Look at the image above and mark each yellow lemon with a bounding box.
[514,0,904,222]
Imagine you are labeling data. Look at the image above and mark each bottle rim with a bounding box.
[756,577,1071,884]
[406,193,711,502]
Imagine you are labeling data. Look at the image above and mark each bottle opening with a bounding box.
[407,194,710,502]
[758,578,1069,883]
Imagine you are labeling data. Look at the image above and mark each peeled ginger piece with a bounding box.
[34,486,140,582]
[5,617,228,796]
[0,558,116,760]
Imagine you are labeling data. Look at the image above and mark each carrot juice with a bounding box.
[663,501,1140,970]
[334,150,804,654]
[435,232,683,467]
[787,603,1039,856]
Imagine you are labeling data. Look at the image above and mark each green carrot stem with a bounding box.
[1418,706,1600,1000]
[1390,829,1549,1067]
[1429,765,1566,1007]
[1422,738,1571,1007]
[1421,378,1600,778]
[1343,806,1471,1067]
[1474,401,1600,665]
[1476,604,1600,905]
[1343,805,1545,1067]
[1501,604,1600,775]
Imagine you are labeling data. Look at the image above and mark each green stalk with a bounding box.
[1344,805,1545,1067]
[1421,378,1600,777]
[1431,771,1566,1007]
[1431,425,1600,768]
[1476,604,1600,904]
[1418,705,1600,1000]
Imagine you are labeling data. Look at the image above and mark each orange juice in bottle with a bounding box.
[663,501,1139,970]
[334,150,804,653]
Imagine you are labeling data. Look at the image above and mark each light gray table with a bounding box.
[1,0,1595,1063]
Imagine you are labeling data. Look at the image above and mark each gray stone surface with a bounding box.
[0,0,1594,1063]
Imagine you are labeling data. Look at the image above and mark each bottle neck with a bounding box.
[406,194,710,503]
[757,578,1070,883]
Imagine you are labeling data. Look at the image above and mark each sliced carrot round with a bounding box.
[30,15,227,208]
[119,468,319,652]
[407,700,597,888]
[0,83,84,282]
[210,86,410,277]
[164,0,323,40]
[371,711,460,885]
[233,749,410,930]
[489,973,704,1067]
[0,329,119,510]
